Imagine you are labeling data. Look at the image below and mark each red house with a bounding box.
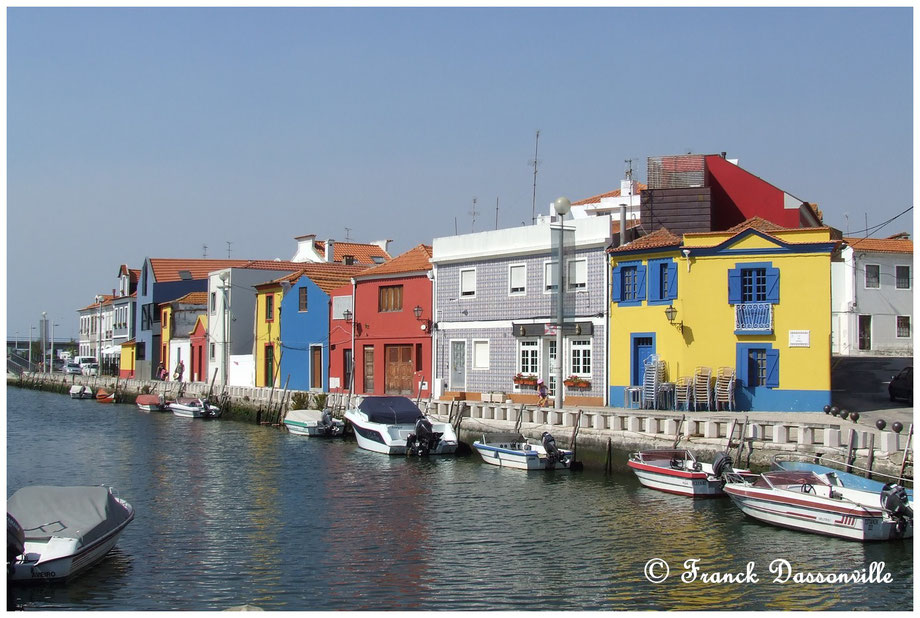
[330,245,433,399]
[189,316,208,384]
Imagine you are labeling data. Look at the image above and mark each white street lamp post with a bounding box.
[553,196,571,411]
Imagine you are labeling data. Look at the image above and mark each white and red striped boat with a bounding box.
[723,470,913,541]
[627,449,750,497]
[135,394,168,412]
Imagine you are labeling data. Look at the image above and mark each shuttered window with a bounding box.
[378,285,403,312]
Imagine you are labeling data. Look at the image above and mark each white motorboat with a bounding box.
[7,485,135,583]
[772,454,914,500]
[473,432,573,471]
[68,385,94,399]
[723,470,913,541]
[283,408,345,437]
[627,449,753,497]
[135,394,168,412]
[344,396,458,456]
[169,397,222,419]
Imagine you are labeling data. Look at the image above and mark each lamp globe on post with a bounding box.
[552,196,570,411]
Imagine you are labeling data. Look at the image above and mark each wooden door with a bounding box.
[363,346,375,393]
[311,346,323,390]
[385,345,414,395]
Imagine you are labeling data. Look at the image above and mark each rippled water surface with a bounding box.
[6,388,913,610]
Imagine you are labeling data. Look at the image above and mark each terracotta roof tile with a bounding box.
[724,216,788,234]
[313,240,391,266]
[149,259,252,282]
[611,220,642,235]
[354,244,432,279]
[572,183,648,206]
[843,236,913,254]
[608,227,681,253]
[171,292,209,306]
[255,263,370,295]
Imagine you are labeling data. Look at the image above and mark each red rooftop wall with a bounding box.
[706,154,802,230]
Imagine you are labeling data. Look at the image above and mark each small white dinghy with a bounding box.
[169,397,222,419]
[68,385,94,399]
[283,408,345,437]
[627,449,753,498]
[135,394,168,412]
[7,485,135,583]
[473,432,574,471]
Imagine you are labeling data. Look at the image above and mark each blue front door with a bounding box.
[631,335,655,386]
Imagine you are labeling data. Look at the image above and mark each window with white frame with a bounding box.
[897,316,911,338]
[865,264,880,288]
[570,339,592,376]
[896,265,911,289]
[509,264,526,295]
[567,258,587,290]
[472,340,490,369]
[519,340,539,375]
[460,268,476,297]
[544,261,558,292]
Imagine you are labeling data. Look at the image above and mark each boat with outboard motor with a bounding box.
[283,408,345,437]
[343,396,458,455]
[169,397,221,419]
[627,449,753,497]
[722,469,913,541]
[772,453,914,499]
[7,485,135,582]
[473,432,574,470]
[135,394,168,412]
[69,385,94,399]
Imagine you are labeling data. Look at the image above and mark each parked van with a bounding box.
[73,356,97,368]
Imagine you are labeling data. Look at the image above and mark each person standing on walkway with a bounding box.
[537,378,549,407]
[174,360,185,383]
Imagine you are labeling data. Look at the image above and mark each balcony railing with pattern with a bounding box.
[735,302,773,333]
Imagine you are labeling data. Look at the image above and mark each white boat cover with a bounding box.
[285,409,325,424]
[7,486,131,547]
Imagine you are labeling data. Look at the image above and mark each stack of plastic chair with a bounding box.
[692,366,713,411]
[714,367,736,411]
[675,376,693,411]
[641,355,661,409]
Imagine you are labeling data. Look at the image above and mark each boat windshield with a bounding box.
[638,449,693,463]
[358,396,422,424]
[758,471,829,490]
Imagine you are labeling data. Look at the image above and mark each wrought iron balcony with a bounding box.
[735,302,773,333]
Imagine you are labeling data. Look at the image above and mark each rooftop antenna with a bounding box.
[469,197,479,233]
[202,244,208,259]
[625,159,634,181]
[344,227,352,241]
[454,217,458,236]
[495,197,499,230]
[226,241,232,259]
[530,130,541,225]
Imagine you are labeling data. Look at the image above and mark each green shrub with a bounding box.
[313,393,328,410]
[291,392,310,410]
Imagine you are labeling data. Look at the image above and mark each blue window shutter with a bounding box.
[648,261,661,302]
[636,264,647,301]
[735,345,747,387]
[666,261,678,300]
[765,349,779,388]
[727,267,742,304]
[611,266,622,302]
[765,267,780,304]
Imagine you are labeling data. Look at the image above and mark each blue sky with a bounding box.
[5,7,914,341]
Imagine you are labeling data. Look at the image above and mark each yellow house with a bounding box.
[254,280,284,388]
[608,218,839,411]
[160,305,173,378]
[119,340,136,379]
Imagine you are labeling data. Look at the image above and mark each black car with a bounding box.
[888,366,913,404]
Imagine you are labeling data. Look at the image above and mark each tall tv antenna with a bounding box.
[469,197,479,233]
[495,197,499,230]
[226,241,232,259]
[530,130,541,225]
[344,227,352,241]
[202,244,208,259]
[625,158,634,181]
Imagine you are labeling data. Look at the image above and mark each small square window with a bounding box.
[897,316,911,338]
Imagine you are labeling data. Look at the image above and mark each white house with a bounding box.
[832,234,913,355]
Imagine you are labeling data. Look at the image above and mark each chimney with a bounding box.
[325,238,335,263]
[619,205,627,247]
[292,234,318,262]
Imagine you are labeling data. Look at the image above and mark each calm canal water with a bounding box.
[6,388,913,611]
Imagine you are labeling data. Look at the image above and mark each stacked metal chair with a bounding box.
[642,355,665,409]
[714,367,737,411]
[674,376,694,411]
[692,366,713,411]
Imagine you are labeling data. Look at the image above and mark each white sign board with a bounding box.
[789,330,810,348]
[329,377,340,389]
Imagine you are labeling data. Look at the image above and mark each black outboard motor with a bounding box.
[7,513,24,575]
[711,452,735,480]
[406,416,443,457]
[880,483,913,535]
[320,408,334,435]
[541,432,569,468]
